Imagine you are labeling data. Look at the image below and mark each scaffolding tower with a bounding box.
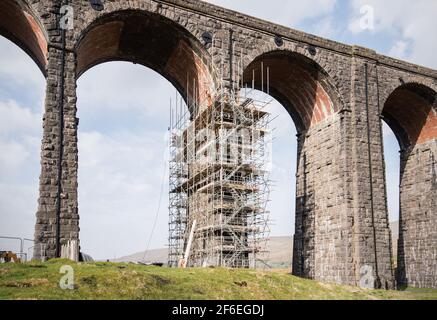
[168,81,272,269]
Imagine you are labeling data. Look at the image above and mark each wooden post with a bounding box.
[179,220,197,268]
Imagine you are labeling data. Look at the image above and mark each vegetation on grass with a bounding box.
[0,260,436,300]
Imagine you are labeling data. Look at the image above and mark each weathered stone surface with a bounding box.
[1,0,436,289]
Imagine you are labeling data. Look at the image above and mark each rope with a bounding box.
[142,153,168,262]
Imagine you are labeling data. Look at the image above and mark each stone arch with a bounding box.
[74,9,217,108]
[241,49,344,132]
[382,82,437,150]
[0,0,48,75]
[242,41,337,81]
[380,76,437,109]
[381,81,437,288]
[73,0,207,43]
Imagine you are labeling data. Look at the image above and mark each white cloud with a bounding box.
[0,99,42,180]
[388,41,409,60]
[348,0,437,68]
[0,100,41,135]
[0,37,45,88]
[310,16,339,38]
[74,61,179,259]
[0,140,30,172]
[206,0,337,27]
[382,123,400,221]
[77,62,174,122]
[77,128,170,259]
[0,184,38,241]
[252,92,297,237]
[0,37,44,250]
[0,100,42,245]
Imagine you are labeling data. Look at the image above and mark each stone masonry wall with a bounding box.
[293,112,357,285]
[377,65,437,289]
[33,0,80,260]
[398,139,437,288]
[349,56,395,289]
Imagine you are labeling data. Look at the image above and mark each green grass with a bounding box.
[0,260,436,300]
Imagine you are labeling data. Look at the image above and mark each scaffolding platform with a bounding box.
[168,79,272,269]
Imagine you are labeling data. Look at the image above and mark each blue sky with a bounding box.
[0,0,436,260]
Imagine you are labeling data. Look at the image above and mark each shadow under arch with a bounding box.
[75,9,217,110]
[382,82,437,288]
[242,50,344,133]
[0,0,47,76]
[241,49,346,280]
[382,82,437,150]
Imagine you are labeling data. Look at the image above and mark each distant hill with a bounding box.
[113,221,399,267]
[263,236,293,268]
[112,236,293,267]
[113,247,168,264]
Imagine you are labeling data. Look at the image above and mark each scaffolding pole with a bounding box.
[168,63,272,269]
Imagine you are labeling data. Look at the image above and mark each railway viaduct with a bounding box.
[1,0,436,289]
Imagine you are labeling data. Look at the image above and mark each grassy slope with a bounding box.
[0,260,436,300]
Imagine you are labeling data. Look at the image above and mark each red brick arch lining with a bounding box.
[242,50,340,132]
[0,0,47,75]
[383,83,437,149]
[75,10,216,107]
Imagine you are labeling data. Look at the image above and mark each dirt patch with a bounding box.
[234,281,248,287]
[150,275,171,286]
[27,264,47,268]
[2,278,49,288]
[80,276,98,288]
